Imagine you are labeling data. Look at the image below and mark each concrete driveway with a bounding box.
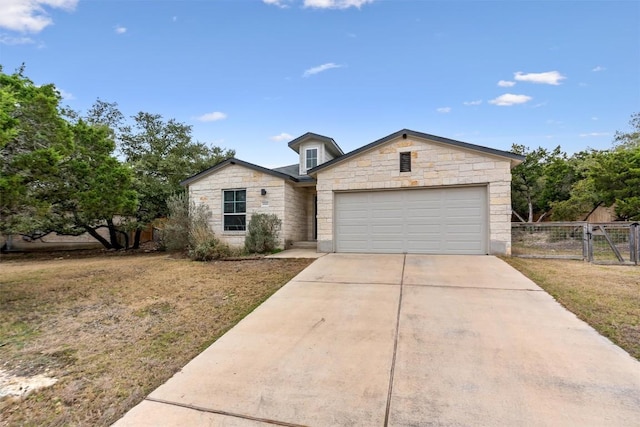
[115,254,640,426]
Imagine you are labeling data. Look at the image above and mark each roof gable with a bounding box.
[288,132,344,158]
[180,158,295,186]
[308,129,524,174]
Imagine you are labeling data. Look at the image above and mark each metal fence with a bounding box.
[512,222,639,265]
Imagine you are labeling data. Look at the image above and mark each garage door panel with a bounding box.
[371,210,404,219]
[446,223,482,232]
[406,225,441,234]
[335,187,487,254]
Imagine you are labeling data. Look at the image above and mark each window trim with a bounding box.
[305,147,319,171]
[222,188,247,232]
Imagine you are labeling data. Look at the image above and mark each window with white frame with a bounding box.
[223,189,246,231]
[305,148,318,171]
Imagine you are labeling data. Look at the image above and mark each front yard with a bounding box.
[504,258,640,360]
[0,253,312,426]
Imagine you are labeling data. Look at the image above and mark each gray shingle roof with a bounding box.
[180,158,297,186]
[271,164,315,182]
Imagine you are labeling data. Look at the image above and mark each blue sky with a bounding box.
[1,0,638,168]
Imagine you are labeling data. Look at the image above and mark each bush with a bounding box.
[162,192,190,252]
[244,213,282,253]
[163,192,232,260]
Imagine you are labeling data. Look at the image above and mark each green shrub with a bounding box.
[244,213,282,253]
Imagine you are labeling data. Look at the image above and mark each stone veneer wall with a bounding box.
[188,164,287,247]
[314,136,513,255]
[283,183,308,244]
[305,190,316,241]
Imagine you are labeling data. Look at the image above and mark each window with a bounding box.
[400,152,411,172]
[223,189,246,231]
[305,148,318,170]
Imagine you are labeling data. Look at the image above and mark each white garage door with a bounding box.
[335,186,487,254]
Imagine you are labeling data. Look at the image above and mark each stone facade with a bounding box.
[314,135,514,255]
[283,183,310,244]
[188,164,287,247]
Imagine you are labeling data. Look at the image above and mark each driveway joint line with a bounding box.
[144,397,308,427]
[384,253,406,427]
[293,280,401,286]
[404,283,543,292]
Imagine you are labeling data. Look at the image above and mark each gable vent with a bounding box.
[400,152,411,172]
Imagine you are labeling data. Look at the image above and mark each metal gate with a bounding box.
[512,222,639,265]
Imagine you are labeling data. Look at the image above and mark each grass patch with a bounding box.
[0,253,313,425]
[503,257,640,360]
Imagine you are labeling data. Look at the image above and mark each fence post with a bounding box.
[632,223,639,265]
[587,223,594,263]
[582,223,588,261]
[637,224,640,266]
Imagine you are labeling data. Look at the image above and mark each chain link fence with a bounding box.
[512,222,639,265]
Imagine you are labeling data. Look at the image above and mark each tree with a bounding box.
[549,151,600,221]
[511,144,572,222]
[48,119,138,249]
[613,112,640,149]
[118,112,234,248]
[591,145,640,221]
[552,113,640,221]
[0,66,73,240]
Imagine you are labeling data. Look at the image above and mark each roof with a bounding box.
[180,158,298,186]
[271,164,315,183]
[308,129,525,175]
[287,132,344,158]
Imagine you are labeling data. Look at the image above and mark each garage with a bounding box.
[335,186,488,254]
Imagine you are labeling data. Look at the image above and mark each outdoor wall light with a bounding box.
[261,189,267,196]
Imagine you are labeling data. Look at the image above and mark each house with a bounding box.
[181,129,524,255]
[584,203,617,223]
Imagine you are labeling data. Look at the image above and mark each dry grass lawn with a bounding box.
[0,252,312,426]
[504,258,640,360]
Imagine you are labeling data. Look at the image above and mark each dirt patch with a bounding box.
[0,369,58,399]
[0,253,313,426]
[504,258,640,360]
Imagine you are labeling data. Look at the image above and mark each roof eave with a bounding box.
[287,132,345,157]
[180,158,297,186]
[309,129,525,174]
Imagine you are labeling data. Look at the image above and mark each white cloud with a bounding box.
[196,112,227,122]
[303,62,342,77]
[592,65,606,72]
[514,71,566,85]
[463,100,482,106]
[591,117,598,121]
[270,132,294,142]
[57,88,74,100]
[579,132,608,137]
[304,0,375,9]
[488,93,532,106]
[436,107,451,113]
[0,0,77,33]
[0,34,35,45]
[263,0,292,8]
[114,25,127,34]
[498,80,516,87]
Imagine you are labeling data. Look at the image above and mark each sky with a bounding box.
[1,0,639,168]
